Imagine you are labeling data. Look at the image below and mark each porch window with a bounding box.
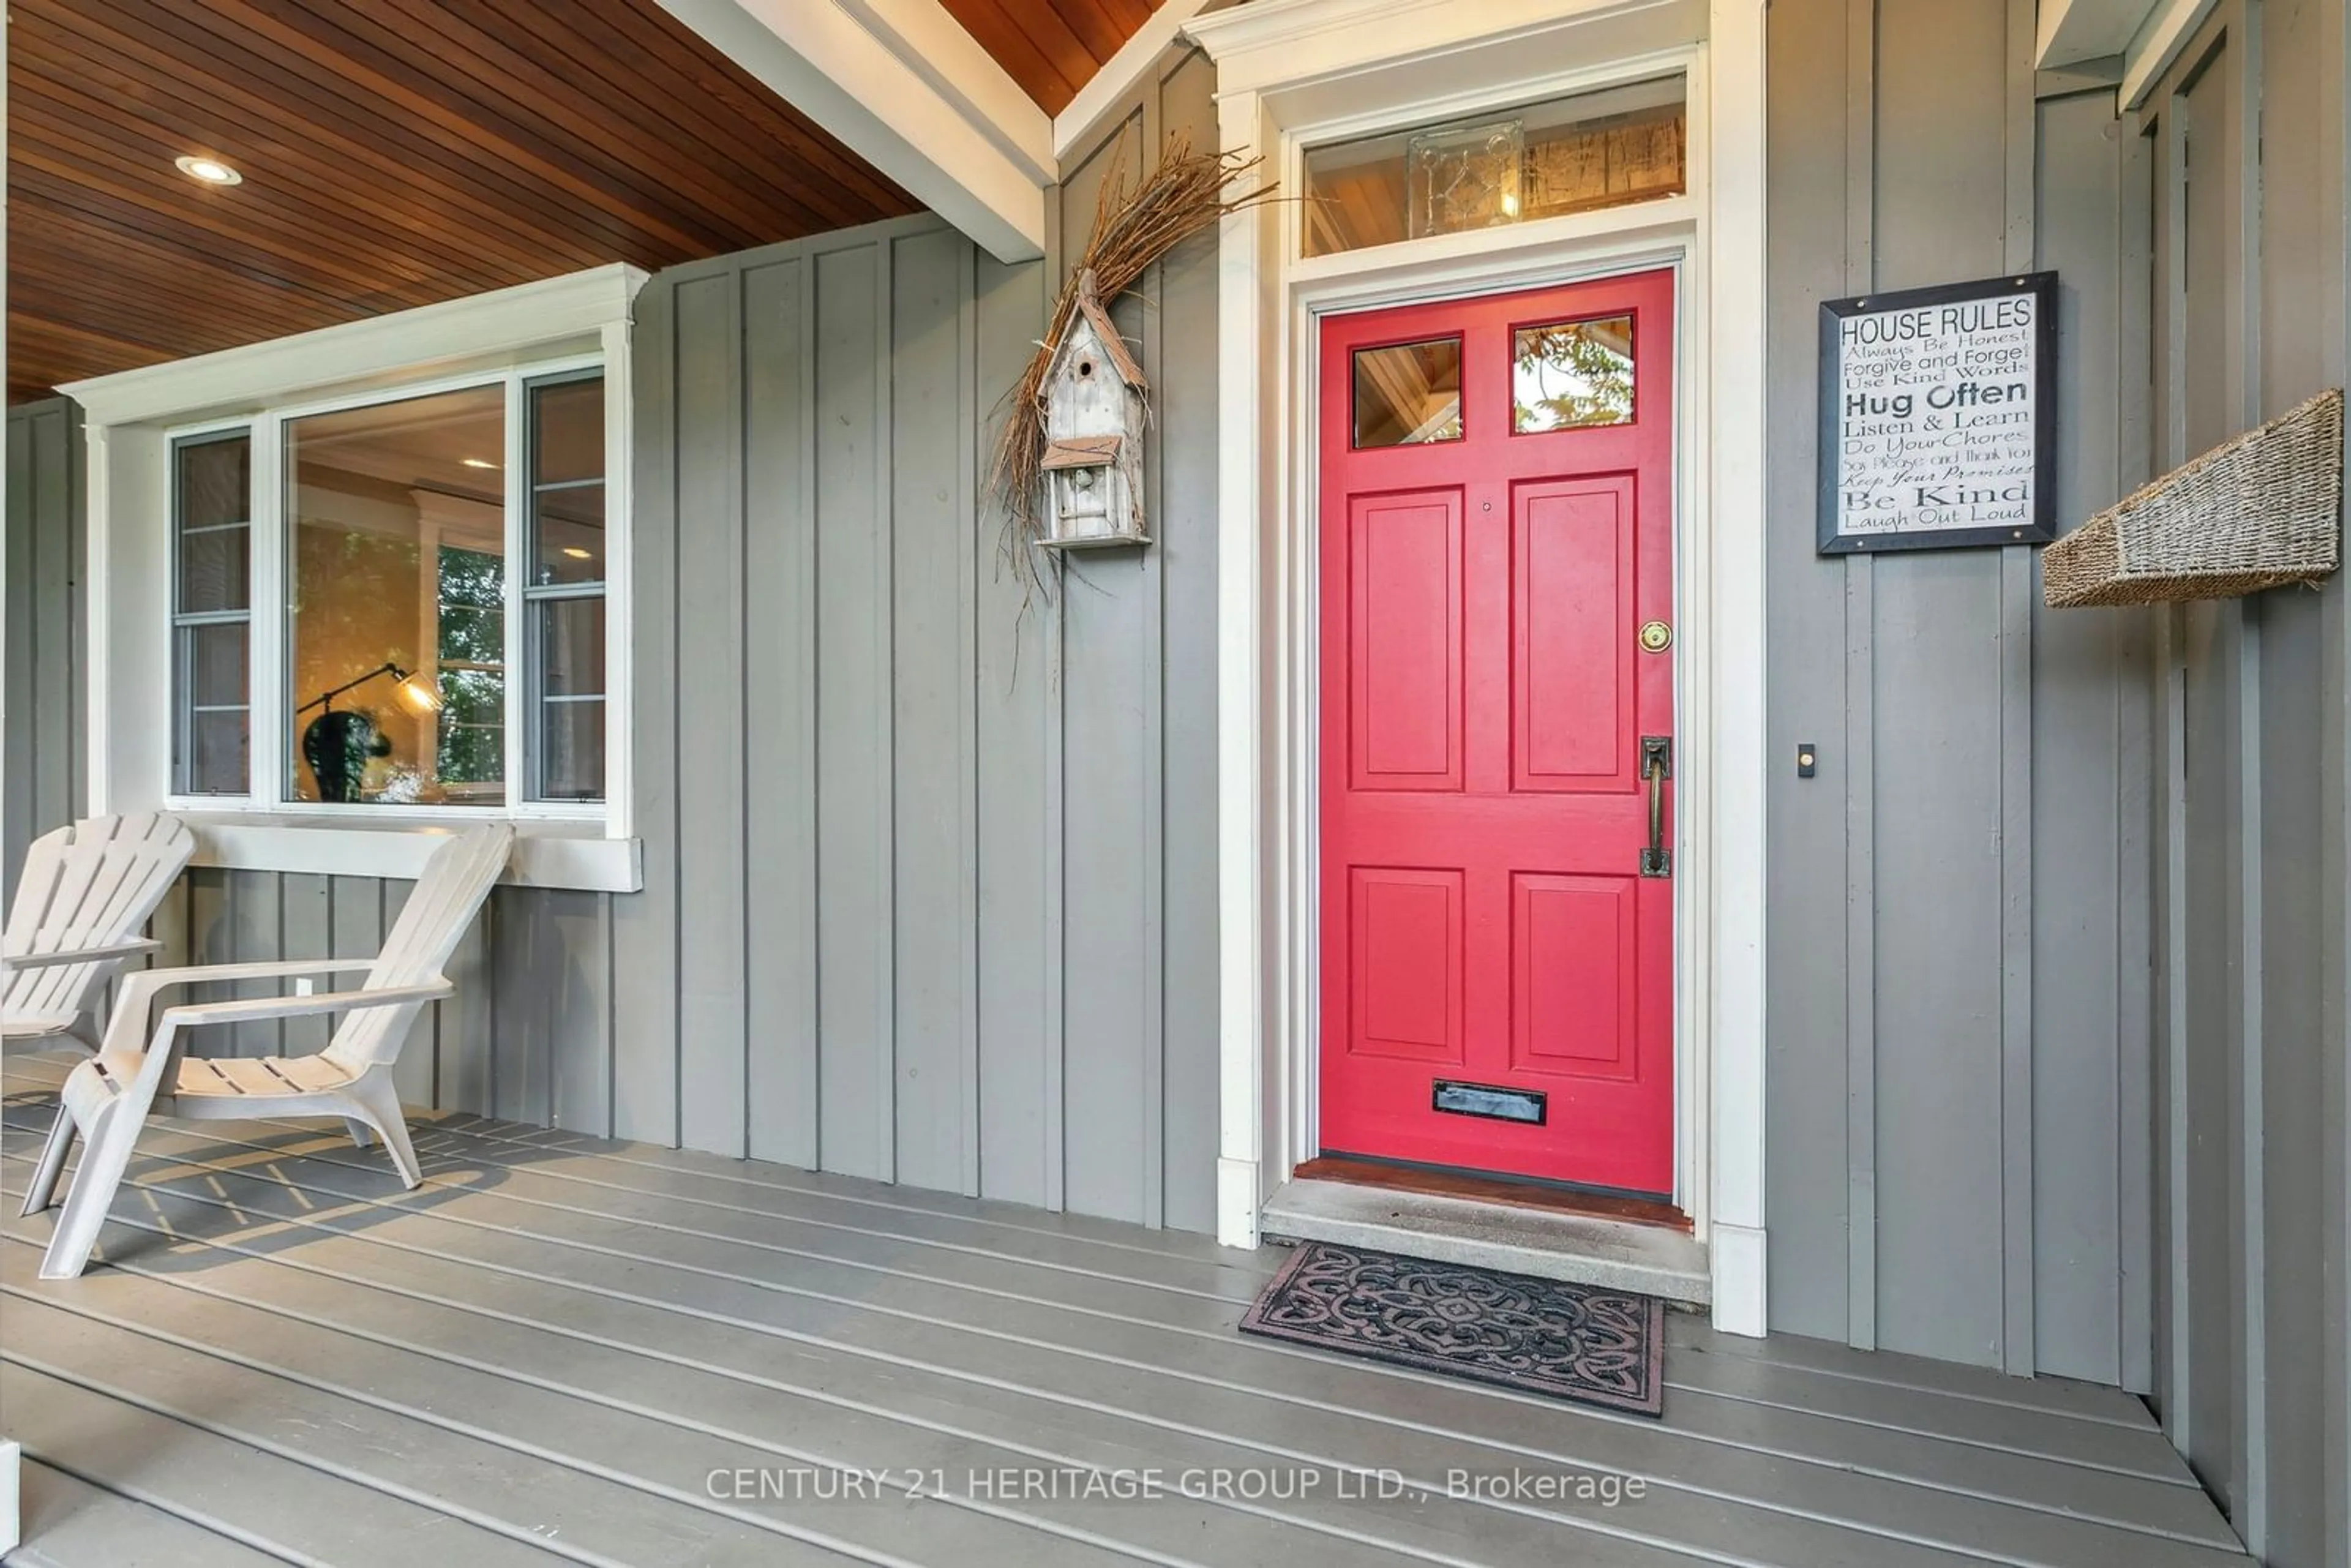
[1300,77,1687,258]
[170,430,253,795]
[170,361,612,814]
[523,375,607,801]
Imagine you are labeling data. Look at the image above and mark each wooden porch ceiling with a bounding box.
[4,0,920,404]
[937,0,1166,114]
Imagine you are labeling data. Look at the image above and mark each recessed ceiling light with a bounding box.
[461,458,500,470]
[174,155,242,186]
[561,547,594,560]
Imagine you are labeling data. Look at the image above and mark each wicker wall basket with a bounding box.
[2043,388,2344,608]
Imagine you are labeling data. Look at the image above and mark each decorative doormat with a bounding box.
[1238,1242,1667,1416]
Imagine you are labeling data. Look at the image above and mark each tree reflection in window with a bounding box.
[436,544,505,791]
[1513,315,1635,433]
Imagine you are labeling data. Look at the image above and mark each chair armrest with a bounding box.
[0,937,161,972]
[156,980,452,1030]
[116,957,384,991]
[100,959,403,1058]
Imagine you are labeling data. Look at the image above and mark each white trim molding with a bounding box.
[1704,0,1770,1340]
[61,265,645,427]
[187,817,642,893]
[1052,0,1217,160]
[2036,0,2163,69]
[2119,0,2221,107]
[653,0,1050,262]
[1188,0,1770,1337]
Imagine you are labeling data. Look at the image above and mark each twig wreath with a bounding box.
[989,131,1275,596]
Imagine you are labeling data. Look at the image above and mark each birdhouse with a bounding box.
[1038,269,1149,548]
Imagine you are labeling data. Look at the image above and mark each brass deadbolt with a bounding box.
[1638,620,1674,654]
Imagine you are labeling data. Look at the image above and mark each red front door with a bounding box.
[1317,270,1676,1197]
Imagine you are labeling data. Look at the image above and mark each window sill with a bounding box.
[181,814,642,893]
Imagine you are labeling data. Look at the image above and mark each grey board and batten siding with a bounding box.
[0,186,1224,1231]
[1766,0,2153,1386]
[4,412,614,1124]
[621,171,1222,1229]
[2137,4,2351,1565]
[4,399,87,895]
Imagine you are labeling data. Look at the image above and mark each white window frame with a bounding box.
[165,419,260,798]
[70,264,645,893]
[164,356,609,823]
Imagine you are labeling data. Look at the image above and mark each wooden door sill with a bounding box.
[1294,1157,1693,1233]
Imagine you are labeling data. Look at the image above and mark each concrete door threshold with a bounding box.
[1261,1178,1711,1307]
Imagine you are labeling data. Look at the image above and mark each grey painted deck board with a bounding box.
[4,1455,287,1568]
[0,1361,555,1566]
[1,1060,2243,1568]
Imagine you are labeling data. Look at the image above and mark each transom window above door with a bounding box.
[1300,76,1687,259]
[170,361,611,815]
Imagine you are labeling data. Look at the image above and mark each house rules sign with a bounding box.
[1818,271,2058,553]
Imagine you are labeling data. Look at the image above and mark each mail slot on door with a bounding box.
[1431,1079,1548,1126]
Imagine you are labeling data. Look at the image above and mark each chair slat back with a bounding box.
[4,815,195,1027]
[323,824,512,1071]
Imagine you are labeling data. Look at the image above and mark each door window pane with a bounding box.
[1354,338,1463,448]
[1513,315,1637,432]
[287,384,504,805]
[1303,77,1685,258]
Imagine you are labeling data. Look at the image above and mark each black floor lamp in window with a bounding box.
[298,662,442,802]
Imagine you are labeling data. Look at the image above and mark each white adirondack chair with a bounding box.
[3,815,196,1051]
[21,823,512,1280]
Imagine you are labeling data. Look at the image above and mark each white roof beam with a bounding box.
[2118,0,2221,107]
[656,0,1052,263]
[1054,0,1215,162]
[2036,0,2161,68]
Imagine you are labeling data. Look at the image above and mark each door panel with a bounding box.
[1511,872,1637,1074]
[1349,490,1463,792]
[1513,476,1637,791]
[1348,866,1464,1062]
[1318,269,1676,1195]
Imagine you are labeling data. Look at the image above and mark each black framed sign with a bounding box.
[1818,272,2058,554]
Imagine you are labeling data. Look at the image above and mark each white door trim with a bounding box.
[1190,0,1769,1337]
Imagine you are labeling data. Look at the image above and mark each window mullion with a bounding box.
[504,374,531,804]
[250,415,287,805]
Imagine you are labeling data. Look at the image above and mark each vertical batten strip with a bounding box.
[2115,117,2160,1396]
[801,250,825,1172]
[2327,0,2351,1543]
[1042,191,1070,1217]
[1999,0,2040,1379]
[738,263,757,1162]
[2238,594,2270,1555]
[877,233,901,1187]
[1842,0,1880,1354]
[1139,74,1169,1231]
[957,242,985,1200]
[2233,6,2270,1546]
[743,252,820,1168]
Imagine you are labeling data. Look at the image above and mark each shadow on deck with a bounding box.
[0,1052,2242,1568]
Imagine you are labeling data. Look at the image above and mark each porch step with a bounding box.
[1260,1178,1711,1306]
